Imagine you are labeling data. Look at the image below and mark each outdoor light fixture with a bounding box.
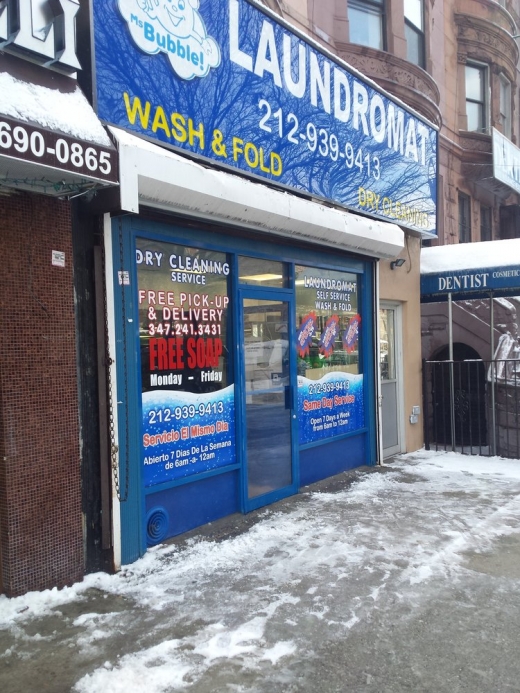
[390,258,406,270]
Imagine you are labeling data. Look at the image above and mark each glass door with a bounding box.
[240,293,297,510]
[380,304,403,457]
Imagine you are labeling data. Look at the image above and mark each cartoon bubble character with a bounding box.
[121,0,221,79]
[138,0,205,42]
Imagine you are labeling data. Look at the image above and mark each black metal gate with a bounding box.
[423,359,520,459]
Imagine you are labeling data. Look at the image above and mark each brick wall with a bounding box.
[0,191,83,597]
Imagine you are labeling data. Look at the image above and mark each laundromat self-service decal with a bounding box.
[137,240,235,486]
[296,266,364,444]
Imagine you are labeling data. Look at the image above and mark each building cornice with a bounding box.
[335,43,442,127]
[455,13,519,79]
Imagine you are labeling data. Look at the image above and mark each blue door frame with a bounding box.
[237,287,299,513]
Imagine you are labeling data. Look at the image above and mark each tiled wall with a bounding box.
[0,192,83,597]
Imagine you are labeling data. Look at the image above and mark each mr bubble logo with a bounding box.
[118,0,221,80]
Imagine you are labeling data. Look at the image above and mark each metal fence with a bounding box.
[422,359,520,459]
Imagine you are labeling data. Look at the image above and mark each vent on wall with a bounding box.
[146,507,170,546]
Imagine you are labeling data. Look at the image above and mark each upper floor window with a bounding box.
[465,63,487,133]
[404,0,425,68]
[499,205,520,240]
[348,0,385,50]
[480,206,492,242]
[458,192,472,243]
[499,74,511,139]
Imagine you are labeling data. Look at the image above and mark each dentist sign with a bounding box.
[93,0,438,236]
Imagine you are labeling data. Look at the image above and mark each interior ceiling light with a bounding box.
[240,273,283,282]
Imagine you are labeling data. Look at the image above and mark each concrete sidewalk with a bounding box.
[1,453,520,692]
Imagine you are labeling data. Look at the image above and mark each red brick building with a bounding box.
[0,3,117,596]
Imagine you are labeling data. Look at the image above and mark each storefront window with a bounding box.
[239,256,288,288]
[136,239,235,486]
[295,265,364,444]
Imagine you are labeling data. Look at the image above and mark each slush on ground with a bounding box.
[1,450,520,692]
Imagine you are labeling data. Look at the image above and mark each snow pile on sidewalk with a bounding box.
[1,451,520,692]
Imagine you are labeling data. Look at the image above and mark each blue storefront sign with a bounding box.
[421,266,520,302]
[93,0,438,236]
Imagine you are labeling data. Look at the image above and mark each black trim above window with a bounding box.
[480,205,492,242]
[458,192,471,244]
[499,74,511,139]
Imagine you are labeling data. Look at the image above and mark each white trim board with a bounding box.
[109,126,405,261]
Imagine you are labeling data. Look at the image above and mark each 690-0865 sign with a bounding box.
[0,116,118,183]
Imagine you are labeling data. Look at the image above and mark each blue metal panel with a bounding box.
[237,286,299,513]
[112,217,146,564]
[288,262,300,494]
[127,216,368,274]
[360,261,378,465]
[300,434,366,486]
[145,470,239,539]
[143,463,241,496]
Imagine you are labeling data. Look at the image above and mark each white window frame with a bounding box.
[499,73,511,139]
[404,0,425,68]
[465,61,488,134]
[379,302,405,458]
[348,0,385,50]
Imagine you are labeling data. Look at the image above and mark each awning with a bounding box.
[0,72,118,195]
[109,126,405,261]
[421,240,520,456]
[421,239,520,302]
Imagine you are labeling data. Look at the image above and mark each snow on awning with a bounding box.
[421,239,520,302]
[0,72,117,195]
[110,127,405,260]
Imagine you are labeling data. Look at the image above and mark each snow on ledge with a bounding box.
[421,239,520,274]
[110,127,404,260]
[0,72,111,147]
